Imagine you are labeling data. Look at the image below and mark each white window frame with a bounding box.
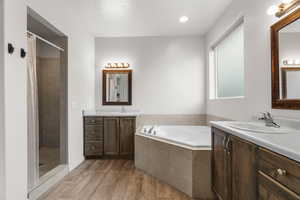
[209,17,245,100]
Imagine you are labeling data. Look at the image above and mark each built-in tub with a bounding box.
[135,125,214,199]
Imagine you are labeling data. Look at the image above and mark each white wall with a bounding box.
[0,0,5,198]
[95,36,206,115]
[3,0,28,199]
[1,0,95,199]
[205,0,300,120]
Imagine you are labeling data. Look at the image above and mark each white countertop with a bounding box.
[83,110,141,117]
[211,121,300,163]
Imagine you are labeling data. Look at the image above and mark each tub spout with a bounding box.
[148,126,155,134]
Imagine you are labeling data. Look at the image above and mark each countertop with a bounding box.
[83,110,141,117]
[211,121,300,163]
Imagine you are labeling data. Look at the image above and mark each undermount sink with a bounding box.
[226,122,291,134]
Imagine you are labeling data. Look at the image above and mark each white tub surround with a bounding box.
[83,110,141,117]
[211,121,300,163]
[135,125,214,199]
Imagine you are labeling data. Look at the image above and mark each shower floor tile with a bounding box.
[39,147,60,177]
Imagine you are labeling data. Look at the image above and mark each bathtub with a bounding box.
[135,125,214,199]
[137,125,211,149]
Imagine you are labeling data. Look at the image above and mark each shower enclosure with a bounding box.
[27,8,68,198]
[36,37,62,177]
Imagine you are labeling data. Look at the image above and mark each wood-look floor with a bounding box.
[41,159,192,200]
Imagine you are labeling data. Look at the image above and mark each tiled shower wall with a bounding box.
[37,57,60,147]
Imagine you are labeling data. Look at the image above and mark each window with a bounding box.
[210,21,245,99]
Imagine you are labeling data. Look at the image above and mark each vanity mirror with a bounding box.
[271,7,300,109]
[102,70,132,105]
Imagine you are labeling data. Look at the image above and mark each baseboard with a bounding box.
[28,165,68,200]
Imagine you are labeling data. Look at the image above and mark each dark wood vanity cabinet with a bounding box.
[104,117,120,156]
[119,117,136,157]
[212,128,229,200]
[84,116,136,159]
[230,135,257,200]
[212,127,300,200]
[258,148,300,200]
[212,128,257,200]
[84,117,104,157]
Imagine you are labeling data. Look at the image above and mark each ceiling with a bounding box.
[81,0,232,37]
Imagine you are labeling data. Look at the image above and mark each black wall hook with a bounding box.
[8,43,15,54]
[20,48,26,58]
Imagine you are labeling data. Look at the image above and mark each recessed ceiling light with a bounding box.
[179,16,189,23]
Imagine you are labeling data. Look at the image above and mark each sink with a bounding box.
[226,122,292,134]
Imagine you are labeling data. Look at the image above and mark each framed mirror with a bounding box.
[102,70,132,105]
[271,7,300,109]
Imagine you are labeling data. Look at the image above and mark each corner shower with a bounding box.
[27,8,68,198]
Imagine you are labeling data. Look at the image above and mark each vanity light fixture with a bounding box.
[105,62,130,69]
[282,0,294,4]
[267,0,300,17]
[267,5,280,16]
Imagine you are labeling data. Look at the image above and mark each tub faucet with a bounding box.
[259,112,280,128]
[148,126,155,134]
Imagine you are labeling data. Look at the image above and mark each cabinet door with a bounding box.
[119,117,135,157]
[212,128,228,200]
[104,117,120,156]
[230,136,258,200]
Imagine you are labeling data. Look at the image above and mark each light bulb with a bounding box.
[179,16,189,23]
[267,5,280,15]
[282,0,293,4]
[287,59,294,65]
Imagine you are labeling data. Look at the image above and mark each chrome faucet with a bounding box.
[259,112,280,128]
[148,126,155,134]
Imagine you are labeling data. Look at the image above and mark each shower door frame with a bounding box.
[27,7,69,196]
[27,34,69,188]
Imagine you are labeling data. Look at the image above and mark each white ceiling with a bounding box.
[81,0,232,37]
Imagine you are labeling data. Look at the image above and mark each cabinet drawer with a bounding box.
[85,141,103,156]
[258,148,300,195]
[258,171,300,200]
[84,117,103,125]
[85,125,103,141]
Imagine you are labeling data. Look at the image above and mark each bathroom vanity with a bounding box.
[209,6,300,200]
[211,122,300,200]
[83,111,138,159]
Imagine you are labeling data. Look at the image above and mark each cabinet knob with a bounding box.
[277,169,287,176]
